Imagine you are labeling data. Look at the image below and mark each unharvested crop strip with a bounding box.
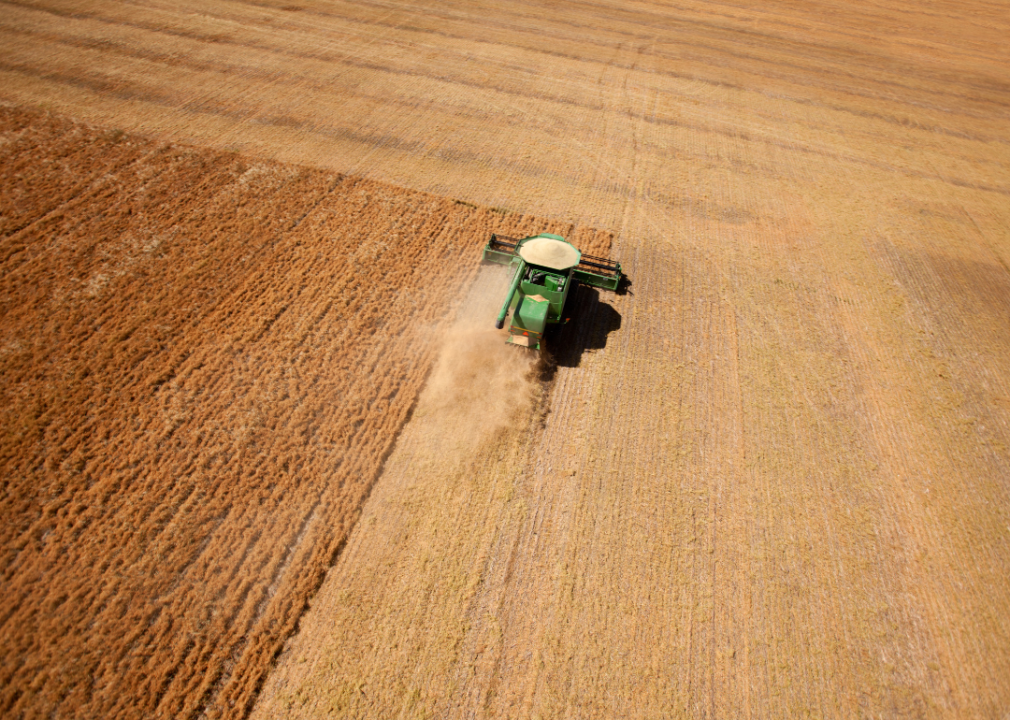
[0,106,611,720]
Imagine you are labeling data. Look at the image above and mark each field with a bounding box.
[2,0,1010,718]
[0,107,608,718]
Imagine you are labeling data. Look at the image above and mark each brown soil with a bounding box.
[3,0,1010,717]
[0,106,608,720]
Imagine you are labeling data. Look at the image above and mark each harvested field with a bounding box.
[0,106,608,719]
[3,0,1010,718]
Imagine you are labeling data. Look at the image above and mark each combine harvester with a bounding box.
[482,233,622,349]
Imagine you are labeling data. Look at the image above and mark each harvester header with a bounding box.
[482,233,621,349]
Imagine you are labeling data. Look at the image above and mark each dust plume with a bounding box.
[410,265,539,460]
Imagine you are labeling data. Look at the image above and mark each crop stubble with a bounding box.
[2,0,1010,717]
[234,1,1006,718]
[0,106,609,719]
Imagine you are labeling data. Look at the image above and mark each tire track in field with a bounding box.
[2,0,1008,229]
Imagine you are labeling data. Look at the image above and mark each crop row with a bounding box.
[0,106,611,720]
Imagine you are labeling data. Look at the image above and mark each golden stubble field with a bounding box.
[2,0,1010,718]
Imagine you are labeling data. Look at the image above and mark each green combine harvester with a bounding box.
[482,233,622,350]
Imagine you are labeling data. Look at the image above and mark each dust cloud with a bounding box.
[410,265,538,460]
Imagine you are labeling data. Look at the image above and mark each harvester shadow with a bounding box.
[615,274,633,297]
[536,283,623,381]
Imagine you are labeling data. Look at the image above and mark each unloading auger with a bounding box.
[481,233,622,350]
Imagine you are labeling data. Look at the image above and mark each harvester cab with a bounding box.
[482,233,622,350]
